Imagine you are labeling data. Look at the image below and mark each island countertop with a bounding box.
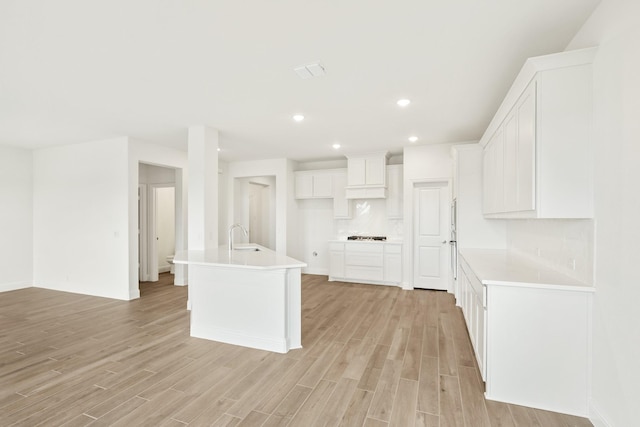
[173,244,307,270]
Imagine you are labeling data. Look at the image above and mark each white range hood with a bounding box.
[345,151,389,199]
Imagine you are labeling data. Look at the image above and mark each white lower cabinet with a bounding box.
[458,260,486,379]
[328,243,345,278]
[329,241,402,286]
[458,250,594,417]
[383,243,402,284]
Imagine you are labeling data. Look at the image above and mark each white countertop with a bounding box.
[174,244,307,270]
[459,249,594,292]
[329,239,403,244]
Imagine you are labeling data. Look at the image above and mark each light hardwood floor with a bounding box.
[0,274,592,427]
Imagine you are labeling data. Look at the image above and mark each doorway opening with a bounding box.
[138,163,178,286]
[234,176,276,250]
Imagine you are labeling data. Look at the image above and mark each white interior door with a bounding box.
[413,182,450,290]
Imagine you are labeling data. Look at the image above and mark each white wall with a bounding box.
[452,144,506,250]
[232,175,276,249]
[565,1,640,425]
[507,220,594,284]
[139,163,176,184]
[34,137,131,300]
[296,198,333,275]
[403,143,457,289]
[0,146,33,291]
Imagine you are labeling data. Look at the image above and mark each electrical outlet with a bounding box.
[569,258,576,270]
[535,247,541,257]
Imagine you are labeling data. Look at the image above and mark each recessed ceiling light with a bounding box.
[217,147,221,152]
[332,143,341,150]
[408,136,418,143]
[293,114,305,122]
[397,99,411,107]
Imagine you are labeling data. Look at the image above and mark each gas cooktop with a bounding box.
[347,236,387,241]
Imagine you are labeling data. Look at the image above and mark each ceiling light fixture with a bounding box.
[408,136,418,143]
[217,148,221,152]
[332,143,341,149]
[293,114,305,122]
[397,99,411,107]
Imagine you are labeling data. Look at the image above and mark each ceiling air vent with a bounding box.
[294,62,326,79]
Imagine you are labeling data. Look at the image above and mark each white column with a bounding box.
[188,126,219,250]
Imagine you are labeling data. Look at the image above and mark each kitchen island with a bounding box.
[173,244,306,353]
[457,249,594,417]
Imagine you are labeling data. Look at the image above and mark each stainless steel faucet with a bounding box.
[228,223,248,251]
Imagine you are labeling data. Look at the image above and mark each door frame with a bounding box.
[138,184,149,282]
[404,177,452,291]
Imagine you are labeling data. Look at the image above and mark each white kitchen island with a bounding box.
[173,244,306,354]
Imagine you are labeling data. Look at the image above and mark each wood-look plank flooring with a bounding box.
[0,273,593,426]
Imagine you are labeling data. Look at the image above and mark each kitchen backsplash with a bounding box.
[507,219,594,284]
[334,199,403,239]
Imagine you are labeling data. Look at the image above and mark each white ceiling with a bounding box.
[0,0,600,162]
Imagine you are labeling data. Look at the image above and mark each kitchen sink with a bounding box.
[233,245,261,251]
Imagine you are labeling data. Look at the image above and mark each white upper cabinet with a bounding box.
[345,151,389,199]
[332,171,352,219]
[294,170,333,199]
[481,48,596,218]
[386,165,403,219]
[347,157,367,186]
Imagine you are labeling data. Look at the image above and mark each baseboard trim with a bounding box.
[303,267,328,275]
[0,281,32,293]
[190,324,290,353]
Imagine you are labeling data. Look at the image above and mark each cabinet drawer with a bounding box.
[345,242,384,254]
[345,253,384,267]
[345,266,384,282]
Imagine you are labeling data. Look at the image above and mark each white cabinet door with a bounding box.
[366,156,385,186]
[384,244,402,284]
[458,260,486,380]
[503,110,518,212]
[516,81,536,212]
[295,171,333,199]
[493,129,505,213]
[295,173,313,199]
[386,165,403,219]
[347,158,366,186]
[483,127,505,214]
[313,173,333,198]
[328,243,345,279]
[347,153,388,187]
